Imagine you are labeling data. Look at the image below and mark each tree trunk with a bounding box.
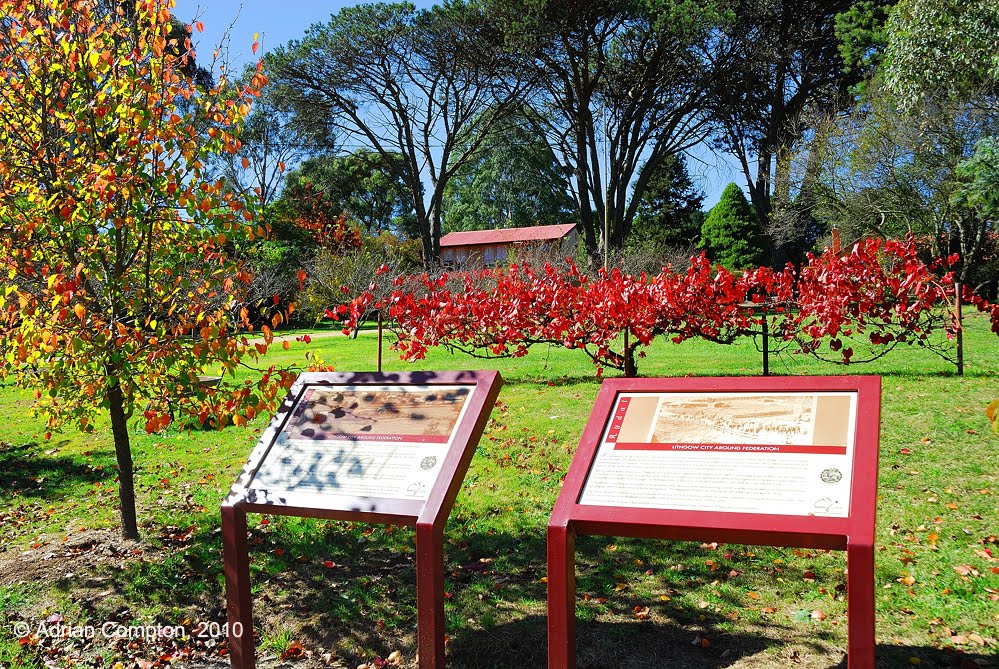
[623,345,638,378]
[108,380,139,540]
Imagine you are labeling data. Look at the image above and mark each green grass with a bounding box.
[1,314,997,668]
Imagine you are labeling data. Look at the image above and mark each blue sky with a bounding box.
[171,0,742,209]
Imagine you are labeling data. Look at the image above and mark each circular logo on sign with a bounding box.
[820,468,843,484]
[420,456,438,471]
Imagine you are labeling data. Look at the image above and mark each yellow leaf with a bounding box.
[74,303,85,320]
[986,400,999,433]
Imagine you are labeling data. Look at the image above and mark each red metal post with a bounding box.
[847,541,876,669]
[415,521,446,669]
[547,520,576,669]
[221,503,254,669]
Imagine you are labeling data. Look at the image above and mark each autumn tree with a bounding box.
[0,0,294,540]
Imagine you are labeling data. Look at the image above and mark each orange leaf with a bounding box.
[747,591,760,600]
[986,400,999,433]
[282,341,290,350]
[241,156,250,169]
[251,42,259,55]
[74,303,85,320]
[194,20,204,32]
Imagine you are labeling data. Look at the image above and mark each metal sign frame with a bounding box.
[547,375,881,669]
[221,370,502,669]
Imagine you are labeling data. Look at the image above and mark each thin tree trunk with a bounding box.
[108,380,139,540]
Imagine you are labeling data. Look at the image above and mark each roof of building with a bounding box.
[440,223,577,248]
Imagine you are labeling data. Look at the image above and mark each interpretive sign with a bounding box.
[235,383,477,508]
[221,371,502,669]
[548,376,880,669]
[578,391,857,516]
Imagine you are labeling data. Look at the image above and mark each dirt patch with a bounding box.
[0,527,130,587]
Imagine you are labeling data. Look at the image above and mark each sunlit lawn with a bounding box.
[1,313,997,668]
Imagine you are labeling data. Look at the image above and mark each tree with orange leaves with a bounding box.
[0,0,295,540]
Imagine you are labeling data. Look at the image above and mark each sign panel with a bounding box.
[249,385,475,502]
[222,371,502,669]
[547,376,881,669]
[578,391,856,517]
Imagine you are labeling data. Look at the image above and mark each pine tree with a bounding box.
[699,183,769,269]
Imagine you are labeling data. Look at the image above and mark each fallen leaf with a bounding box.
[280,640,305,660]
[811,609,827,621]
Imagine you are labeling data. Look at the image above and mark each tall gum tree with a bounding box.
[491,0,732,258]
[0,0,296,540]
[268,1,529,265]
[708,0,894,265]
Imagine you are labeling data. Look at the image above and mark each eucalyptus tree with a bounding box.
[268,1,528,264]
[881,0,999,113]
[284,151,417,237]
[708,0,895,264]
[441,108,575,232]
[491,0,733,257]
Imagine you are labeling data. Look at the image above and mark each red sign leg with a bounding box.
[415,521,445,669]
[846,541,876,669]
[222,504,255,669]
[547,521,576,669]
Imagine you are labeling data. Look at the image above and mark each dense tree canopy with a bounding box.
[442,110,575,232]
[283,151,417,238]
[708,0,896,265]
[268,1,527,263]
[491,0,731,258]
[627,153,705,251]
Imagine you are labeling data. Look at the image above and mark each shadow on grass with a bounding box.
[0,440,112,500]
[450,619,997,668]
[29,516,997,669]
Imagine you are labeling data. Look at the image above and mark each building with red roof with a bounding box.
[439,223,578,268]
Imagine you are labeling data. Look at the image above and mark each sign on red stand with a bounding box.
[221,370,502,669]
[548,375,881,668]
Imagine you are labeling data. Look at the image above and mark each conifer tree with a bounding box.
[699,183,769,269]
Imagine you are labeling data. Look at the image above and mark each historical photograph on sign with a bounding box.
[649,394,820,445]
[579,391,857,517]
[247,384,474,502]
[284,386,470,443]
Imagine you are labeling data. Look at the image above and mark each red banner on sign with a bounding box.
[613,442,848,455]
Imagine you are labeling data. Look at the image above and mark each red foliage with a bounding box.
[286,184,362,252]
[329,236,999,375]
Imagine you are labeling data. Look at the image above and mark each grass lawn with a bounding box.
[1,314,997,669]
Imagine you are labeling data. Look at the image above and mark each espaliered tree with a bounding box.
[0,0,296,540]
[330,237,999,376]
